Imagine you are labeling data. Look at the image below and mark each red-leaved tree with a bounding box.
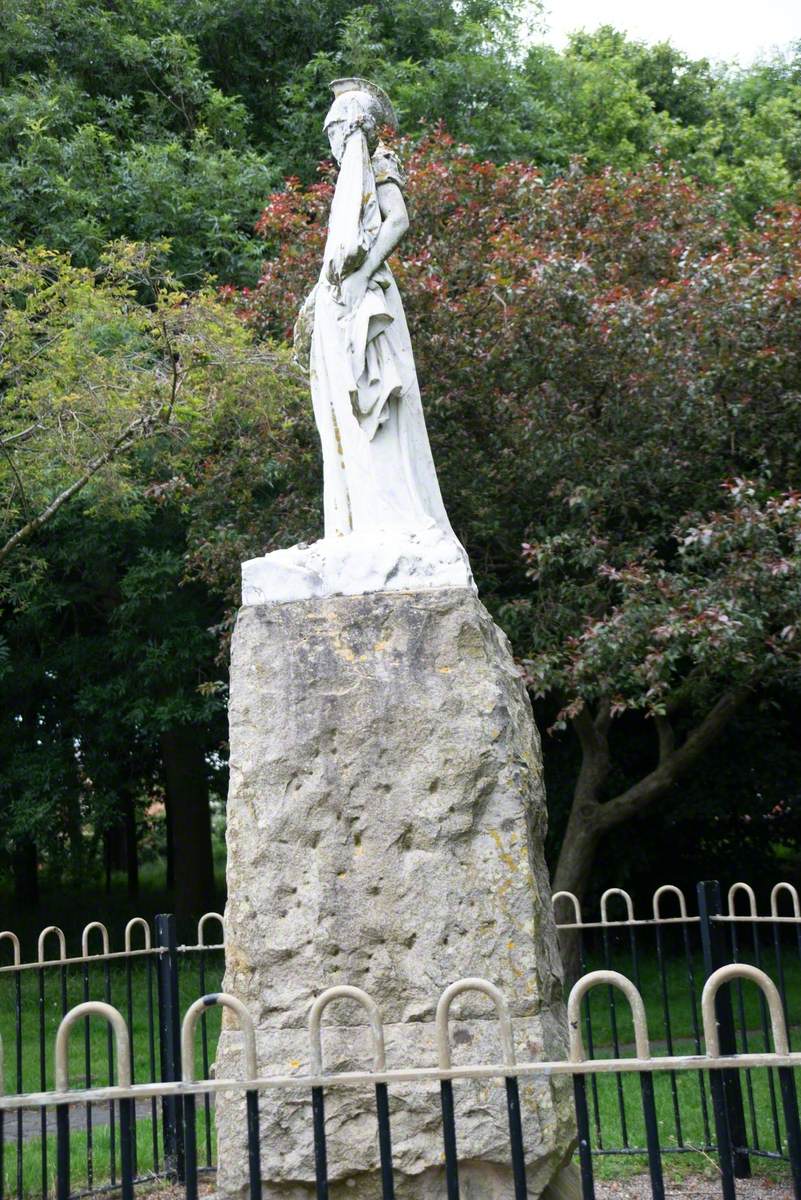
[239,132,801,927]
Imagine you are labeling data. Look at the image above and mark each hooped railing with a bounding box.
[182,992,260,1200]
[3,912,801,1200]
[53,1001,134,1200]
[306,984,394,1200]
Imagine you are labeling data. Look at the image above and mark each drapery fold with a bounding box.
[308,127,456,541]
[322,128,403,441]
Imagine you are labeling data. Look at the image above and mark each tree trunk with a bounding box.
[552,794,605,985]
[552,803,603,909]
[550,705,610,982]
[165,794,175,890]
[12,838,39,906]
[160,725,215,928]
[104,821,126,892]
[123,787,139,900]
[551,687,750,984]
[66,792,85,880]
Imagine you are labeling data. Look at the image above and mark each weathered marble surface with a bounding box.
[216,588,576,1199]
[301,78,460,551]
[241,523,474,605]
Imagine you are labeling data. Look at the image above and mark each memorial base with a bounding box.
[216,588,577,1199]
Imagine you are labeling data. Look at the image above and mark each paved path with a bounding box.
[3,1097,209,1142]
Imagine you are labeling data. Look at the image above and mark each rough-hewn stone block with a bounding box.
[216,588,576,1198]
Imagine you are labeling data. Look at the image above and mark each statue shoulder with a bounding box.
[372,141,405,190]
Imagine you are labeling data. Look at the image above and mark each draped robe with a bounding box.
[306,132,456,542]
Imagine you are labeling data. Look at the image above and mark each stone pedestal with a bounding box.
[216,588,576,1199]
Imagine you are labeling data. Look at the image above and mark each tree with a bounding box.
[0,0,535,279]
[519,30,801,220]
[3,1,799,284]
[0,240,304,918]
[241,136,801,930]
[274,0,539,172]
[0,242,196,565]
[525,485,801,904]
[0,52,275,282]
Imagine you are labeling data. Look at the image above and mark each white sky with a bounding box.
[539,0,800,64]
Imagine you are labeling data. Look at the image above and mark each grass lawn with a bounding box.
[576,933,801,1185]
[587,1064,797,1183]
[3,1112,216,1199]
[1,952,224,1198]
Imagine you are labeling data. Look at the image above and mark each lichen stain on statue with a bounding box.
[241,78,474,605]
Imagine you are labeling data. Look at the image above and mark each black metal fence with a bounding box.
[0,913,224,1200]
[552,879,801,1180]
[3,881,801,1198]
[3,964,801,1200]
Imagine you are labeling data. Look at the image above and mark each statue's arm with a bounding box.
[339,182,408,310]
[363,181,409,274]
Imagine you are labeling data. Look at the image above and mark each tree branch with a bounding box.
[159,319,183,424]
[571,702,611,808]
[1,440,32,523]
[655,713,675,763]
[596,686,750,831]
[572,704,603,755]
[0,422,42,448]
[0,412,157,566]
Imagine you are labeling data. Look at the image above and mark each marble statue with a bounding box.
[241,78,473,605]
[219,79,579,1200]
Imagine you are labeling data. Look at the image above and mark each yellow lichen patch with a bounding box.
[373,640,390,653]
[489,828,518,872]
[290,1060,301,1070]
[331,627,369,664]
[225,947,246,971]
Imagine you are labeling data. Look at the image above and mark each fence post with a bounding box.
[155,914,185,1181]
[697,881,751,1179]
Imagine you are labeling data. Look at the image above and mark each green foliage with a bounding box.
[515,31,801,218]
[0,240,307,878]
[276,0,537,170]
[0,0,536,279]
[0,64,273,281]
[0,241,294,572]
[0,0,298,280]
[1,1,799,283]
